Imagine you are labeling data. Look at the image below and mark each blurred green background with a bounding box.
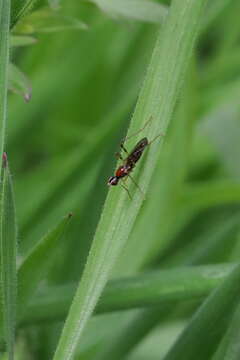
[4,0,240,359]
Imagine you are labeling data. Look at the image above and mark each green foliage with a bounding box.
[23,263,235,325]
[53,1,207,359]
[0,0,240,359]
[8,63,32,102]
[164,263,240,360]
[0,0,11,172]
[17,214,72,319]
[212,301,240,360]
[0,154,17,360]
[89,0,168,23]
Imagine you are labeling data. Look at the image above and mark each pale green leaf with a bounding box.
[8,63,32,102]
[89,0,168,23]
[212,301,240,360]
[10,35,37,47]
[14,8,88,34]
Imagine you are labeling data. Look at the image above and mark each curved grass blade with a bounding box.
[11,0,39,29]
[164,263,240,360]
[0,0,11,173]
[0,154,18,360]
[17,213,72,320]
[22,263,235,325]
[212,300,240,360]
[53,1,207,359]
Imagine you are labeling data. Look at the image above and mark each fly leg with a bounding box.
[115,151,124,160]
[119,116,155,159]
[120,182,132,199]
[127,174,146,200]
[120,142,129,157]
[123,116,153,143]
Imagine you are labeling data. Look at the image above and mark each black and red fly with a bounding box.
[108,118,163,198]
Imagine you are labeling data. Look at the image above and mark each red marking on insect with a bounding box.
[108,118,164,198]
[115,166,126,178]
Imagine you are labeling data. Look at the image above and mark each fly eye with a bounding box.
[108,176,118,186]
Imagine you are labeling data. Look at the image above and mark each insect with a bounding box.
[108,118,163,198]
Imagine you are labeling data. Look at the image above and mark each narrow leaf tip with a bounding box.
[2,152,8,168]
[24,92,32,102]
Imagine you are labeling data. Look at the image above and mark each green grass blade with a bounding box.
[48,0,60,10]
[114,61,198,275]
[17,213,72,319]
[14,8,88,34]
[0,154,18,360]
[0,0,10,173]
[164,263,240,360]
[22,263,235,325]
[97,263,234,313]
[53,1,207,359]
[96,210,240,360]
[90,0,168,23]
[201,0,234,31]
[183,181,240,211]
[11,0,38,29]
[10,35,37,47]
[8,63,32,102]
[212,301,240,360]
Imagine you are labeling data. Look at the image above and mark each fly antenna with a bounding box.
[122,116,153,144]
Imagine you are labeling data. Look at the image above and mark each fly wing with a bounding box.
[126,137,148,165]
[129,137,148,155]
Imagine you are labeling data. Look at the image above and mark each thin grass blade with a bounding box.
[17,213,72,319]
[53,1,207,359]
[11,0,39,29]
[8,63,32,102]
[212,301,240,360]
[22,263,235,325]
[164,263,240,360]
[0,0,11,172]
[0,154,18,360]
